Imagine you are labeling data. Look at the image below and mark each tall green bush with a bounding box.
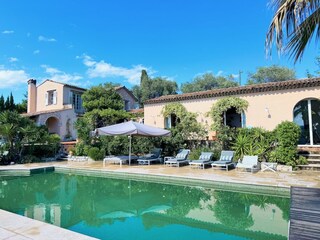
[270,121,302,166]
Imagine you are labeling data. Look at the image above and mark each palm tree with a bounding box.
[266,0,320,62]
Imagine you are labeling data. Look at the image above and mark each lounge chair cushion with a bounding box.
[213,160,232,165]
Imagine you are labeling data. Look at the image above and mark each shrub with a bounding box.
[232,127,275,161]
[270,121,301,166]
[22,155,40,163]
[88,147,105,161]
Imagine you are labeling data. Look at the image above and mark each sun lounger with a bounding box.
[164,149,190,167]
[236,155,260,173]
[211,150,235,171]
[137,148,162,165]
[189,152,214,169]
[103,155,139,166]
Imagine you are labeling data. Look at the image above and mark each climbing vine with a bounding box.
[208,97,249,148]
[209,97,249,131]
[162,103,207,141]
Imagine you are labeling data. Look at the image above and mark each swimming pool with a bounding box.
[0,172,289,240]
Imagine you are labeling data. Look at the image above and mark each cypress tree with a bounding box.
[9,92,14,110]
[0,95,4,111]
[140,70,151,105]
[4,96,10,110]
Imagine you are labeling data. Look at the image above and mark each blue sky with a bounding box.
[0,0,319,102]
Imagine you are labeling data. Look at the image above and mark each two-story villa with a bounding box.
[24,79,137,141]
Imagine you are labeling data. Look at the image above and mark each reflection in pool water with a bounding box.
[0,173,289,240]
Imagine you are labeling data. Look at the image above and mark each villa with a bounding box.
[23,79,137,141]
[144,77,320,148]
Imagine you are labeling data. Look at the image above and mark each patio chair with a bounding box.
[189,152,214,169]
[164,149,190,167]
[211,150,235,171]
[103,155,139,166]
[236,155,260,173]
[137,148,163,165]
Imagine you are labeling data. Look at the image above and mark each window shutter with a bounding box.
[53,91,57,105]
[69,91,73,104]
[45,92,48,105]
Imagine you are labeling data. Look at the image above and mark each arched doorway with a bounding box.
[45,117,60,135]
[293,98,320,145]
[224,107,245,128]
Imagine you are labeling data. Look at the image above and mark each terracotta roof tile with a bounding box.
[144,78,320,104]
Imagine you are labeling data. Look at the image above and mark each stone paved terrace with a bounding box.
[1,161,320,240]
[1,161,319,188]
[0,210,97,240]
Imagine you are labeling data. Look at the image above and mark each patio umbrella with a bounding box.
[96,121,171,165]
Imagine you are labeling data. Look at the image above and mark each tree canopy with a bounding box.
[266,0,320,62]
[181,73,238,93]
[75,83,131,143]
[247,65,296,85]
[0,111,60,163]
[0,92,27,113]
[132,70,178,107]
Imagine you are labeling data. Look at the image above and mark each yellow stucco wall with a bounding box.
[36,81,64,112]
[144,86,320,137]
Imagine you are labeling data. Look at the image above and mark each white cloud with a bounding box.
[0,69,29,88]
[2,30,14,34]
[41,65,82,84]
[38,35,56,42]
[9,57,18,62]
[216,70,223,76]
[33,49,40,54]
[80,55,154,85]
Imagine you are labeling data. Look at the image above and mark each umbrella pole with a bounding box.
[129,135,132,165]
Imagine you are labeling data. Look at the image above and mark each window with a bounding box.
[293,99,320,145]
[45,90,57,105]
[224,107,243,128]
[164,114,178,128]
[70,91,83,112]
[124,100,130,111]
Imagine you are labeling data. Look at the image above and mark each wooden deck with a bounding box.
[289,187,320,240]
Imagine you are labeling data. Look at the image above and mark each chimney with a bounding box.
[27,79,37,113]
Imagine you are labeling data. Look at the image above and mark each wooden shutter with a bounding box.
[45,92,48,105]
[53,91,57,105]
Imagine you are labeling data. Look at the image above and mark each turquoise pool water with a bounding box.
[0,172,289,240]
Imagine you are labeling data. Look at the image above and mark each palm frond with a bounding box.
[266,0,320,62]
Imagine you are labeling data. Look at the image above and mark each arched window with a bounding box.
[293,99,320,145]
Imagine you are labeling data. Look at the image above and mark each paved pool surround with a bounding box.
[0,161,320,240]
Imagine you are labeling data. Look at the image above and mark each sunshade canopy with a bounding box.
[97,120,171,137]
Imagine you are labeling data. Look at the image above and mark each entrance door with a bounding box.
[293,99,320,145]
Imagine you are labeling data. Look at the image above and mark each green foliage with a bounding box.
[0,111,60,163]
[181,73,238,93]
[232,128,275,161]
[133,70,178,107]
[209,97,248,148]
[162,103,207,140]
[88,147,105,161]
[188,146,213,160]
[0,95,4,111]
[247,65,296,85]
[75,83,132,147]
[209,97,249,131]
[82,83,124,112]
[270,121,301,166]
